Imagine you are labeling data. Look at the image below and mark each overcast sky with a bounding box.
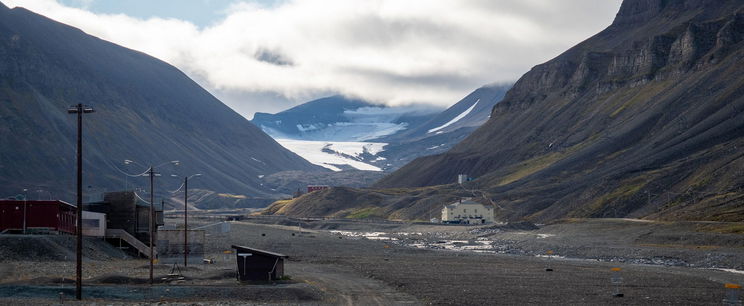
[5,0,622,118]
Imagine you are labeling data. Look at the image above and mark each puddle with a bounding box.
[331,231,498,252]
[534,254,567,259]
[330,231,399,241]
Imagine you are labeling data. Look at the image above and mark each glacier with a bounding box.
[276,139,386,172]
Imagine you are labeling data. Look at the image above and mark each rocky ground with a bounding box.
[0,215,743,305]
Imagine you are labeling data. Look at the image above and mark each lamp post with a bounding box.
[172,173,201,267]
[123,159,149,191]
[142,160,178,285]
[22,188,27,234]
[123,160,133,190]
[67,103,94,301]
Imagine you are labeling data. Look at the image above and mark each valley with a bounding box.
[1,0,743,304]
[1,215,742,304]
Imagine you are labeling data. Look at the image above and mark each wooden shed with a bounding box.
[231,245,287,282]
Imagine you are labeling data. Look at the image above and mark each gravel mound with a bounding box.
[0,235,129,261]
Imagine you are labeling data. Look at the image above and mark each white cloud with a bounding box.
[4,0,622,117]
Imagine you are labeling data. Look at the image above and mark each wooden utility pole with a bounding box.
[67,103,94,300]
[148,166,157,285]
[184,175,188,267]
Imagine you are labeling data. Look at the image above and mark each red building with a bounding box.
[307,185,330,193]
[0,200,76,234]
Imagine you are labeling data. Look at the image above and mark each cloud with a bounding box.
[5,0,622,117]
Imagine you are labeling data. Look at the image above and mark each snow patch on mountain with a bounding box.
[428,99,480,134]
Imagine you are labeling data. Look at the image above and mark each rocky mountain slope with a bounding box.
[268,0,744,222]
[0,3,322,203]
[381,84,511,142]
[376,84,511,169]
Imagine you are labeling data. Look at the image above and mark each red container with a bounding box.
[0,200,76,234]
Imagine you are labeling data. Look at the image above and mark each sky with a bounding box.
[5,0,623,119]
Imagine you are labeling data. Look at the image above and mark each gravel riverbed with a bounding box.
[1,216,742,305]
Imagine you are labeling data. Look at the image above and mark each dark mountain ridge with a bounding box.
[269,0,744,222]
[0,4,322,203]
[373,83,511,169]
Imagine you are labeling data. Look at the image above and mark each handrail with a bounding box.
[105,229,156,258]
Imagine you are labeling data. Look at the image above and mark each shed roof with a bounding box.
[231,245,288,258]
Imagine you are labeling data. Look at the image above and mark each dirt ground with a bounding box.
[1,215,743,305]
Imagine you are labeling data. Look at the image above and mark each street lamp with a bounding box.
[171,173,201,267]
[67,103,94,301]
[123,160,135,190]
[144,160,178,285]
[22,189,27,234]
[123,159,151,191]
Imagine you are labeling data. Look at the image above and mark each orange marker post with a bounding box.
[723,283,741,305]
[545,250,554,272]
[611,268,623,297]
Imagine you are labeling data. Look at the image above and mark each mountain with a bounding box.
[267,0,744,222]
[381,84,511,142]
[252,95,440,142]
[251,87,510,172]
[251,95,441,171]
[375,84,511,169]
[0,3,322,204]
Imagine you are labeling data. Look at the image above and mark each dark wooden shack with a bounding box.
[231,245,287,281]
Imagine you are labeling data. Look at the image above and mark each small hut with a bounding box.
[231,245,288,281]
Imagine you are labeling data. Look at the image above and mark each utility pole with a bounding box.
[180,173,200,267]
[147,166,157,285]
[184,175,188,267]
[67,103,94,300]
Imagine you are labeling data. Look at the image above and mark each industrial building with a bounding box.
[0,191,163,258]
[85,191,164,243]
[84,191,163,258]
[441,199,494,224]
[0,200,77,234]
[232,245,287,281]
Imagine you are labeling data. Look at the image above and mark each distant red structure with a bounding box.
[0,200,76,234]
[307,185,330,193]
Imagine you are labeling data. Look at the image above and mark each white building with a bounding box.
[441,199,494,224]
[82,210,107,237]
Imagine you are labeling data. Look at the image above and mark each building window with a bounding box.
[83,219,99,228]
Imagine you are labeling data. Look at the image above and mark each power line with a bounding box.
[168,182,186,194]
